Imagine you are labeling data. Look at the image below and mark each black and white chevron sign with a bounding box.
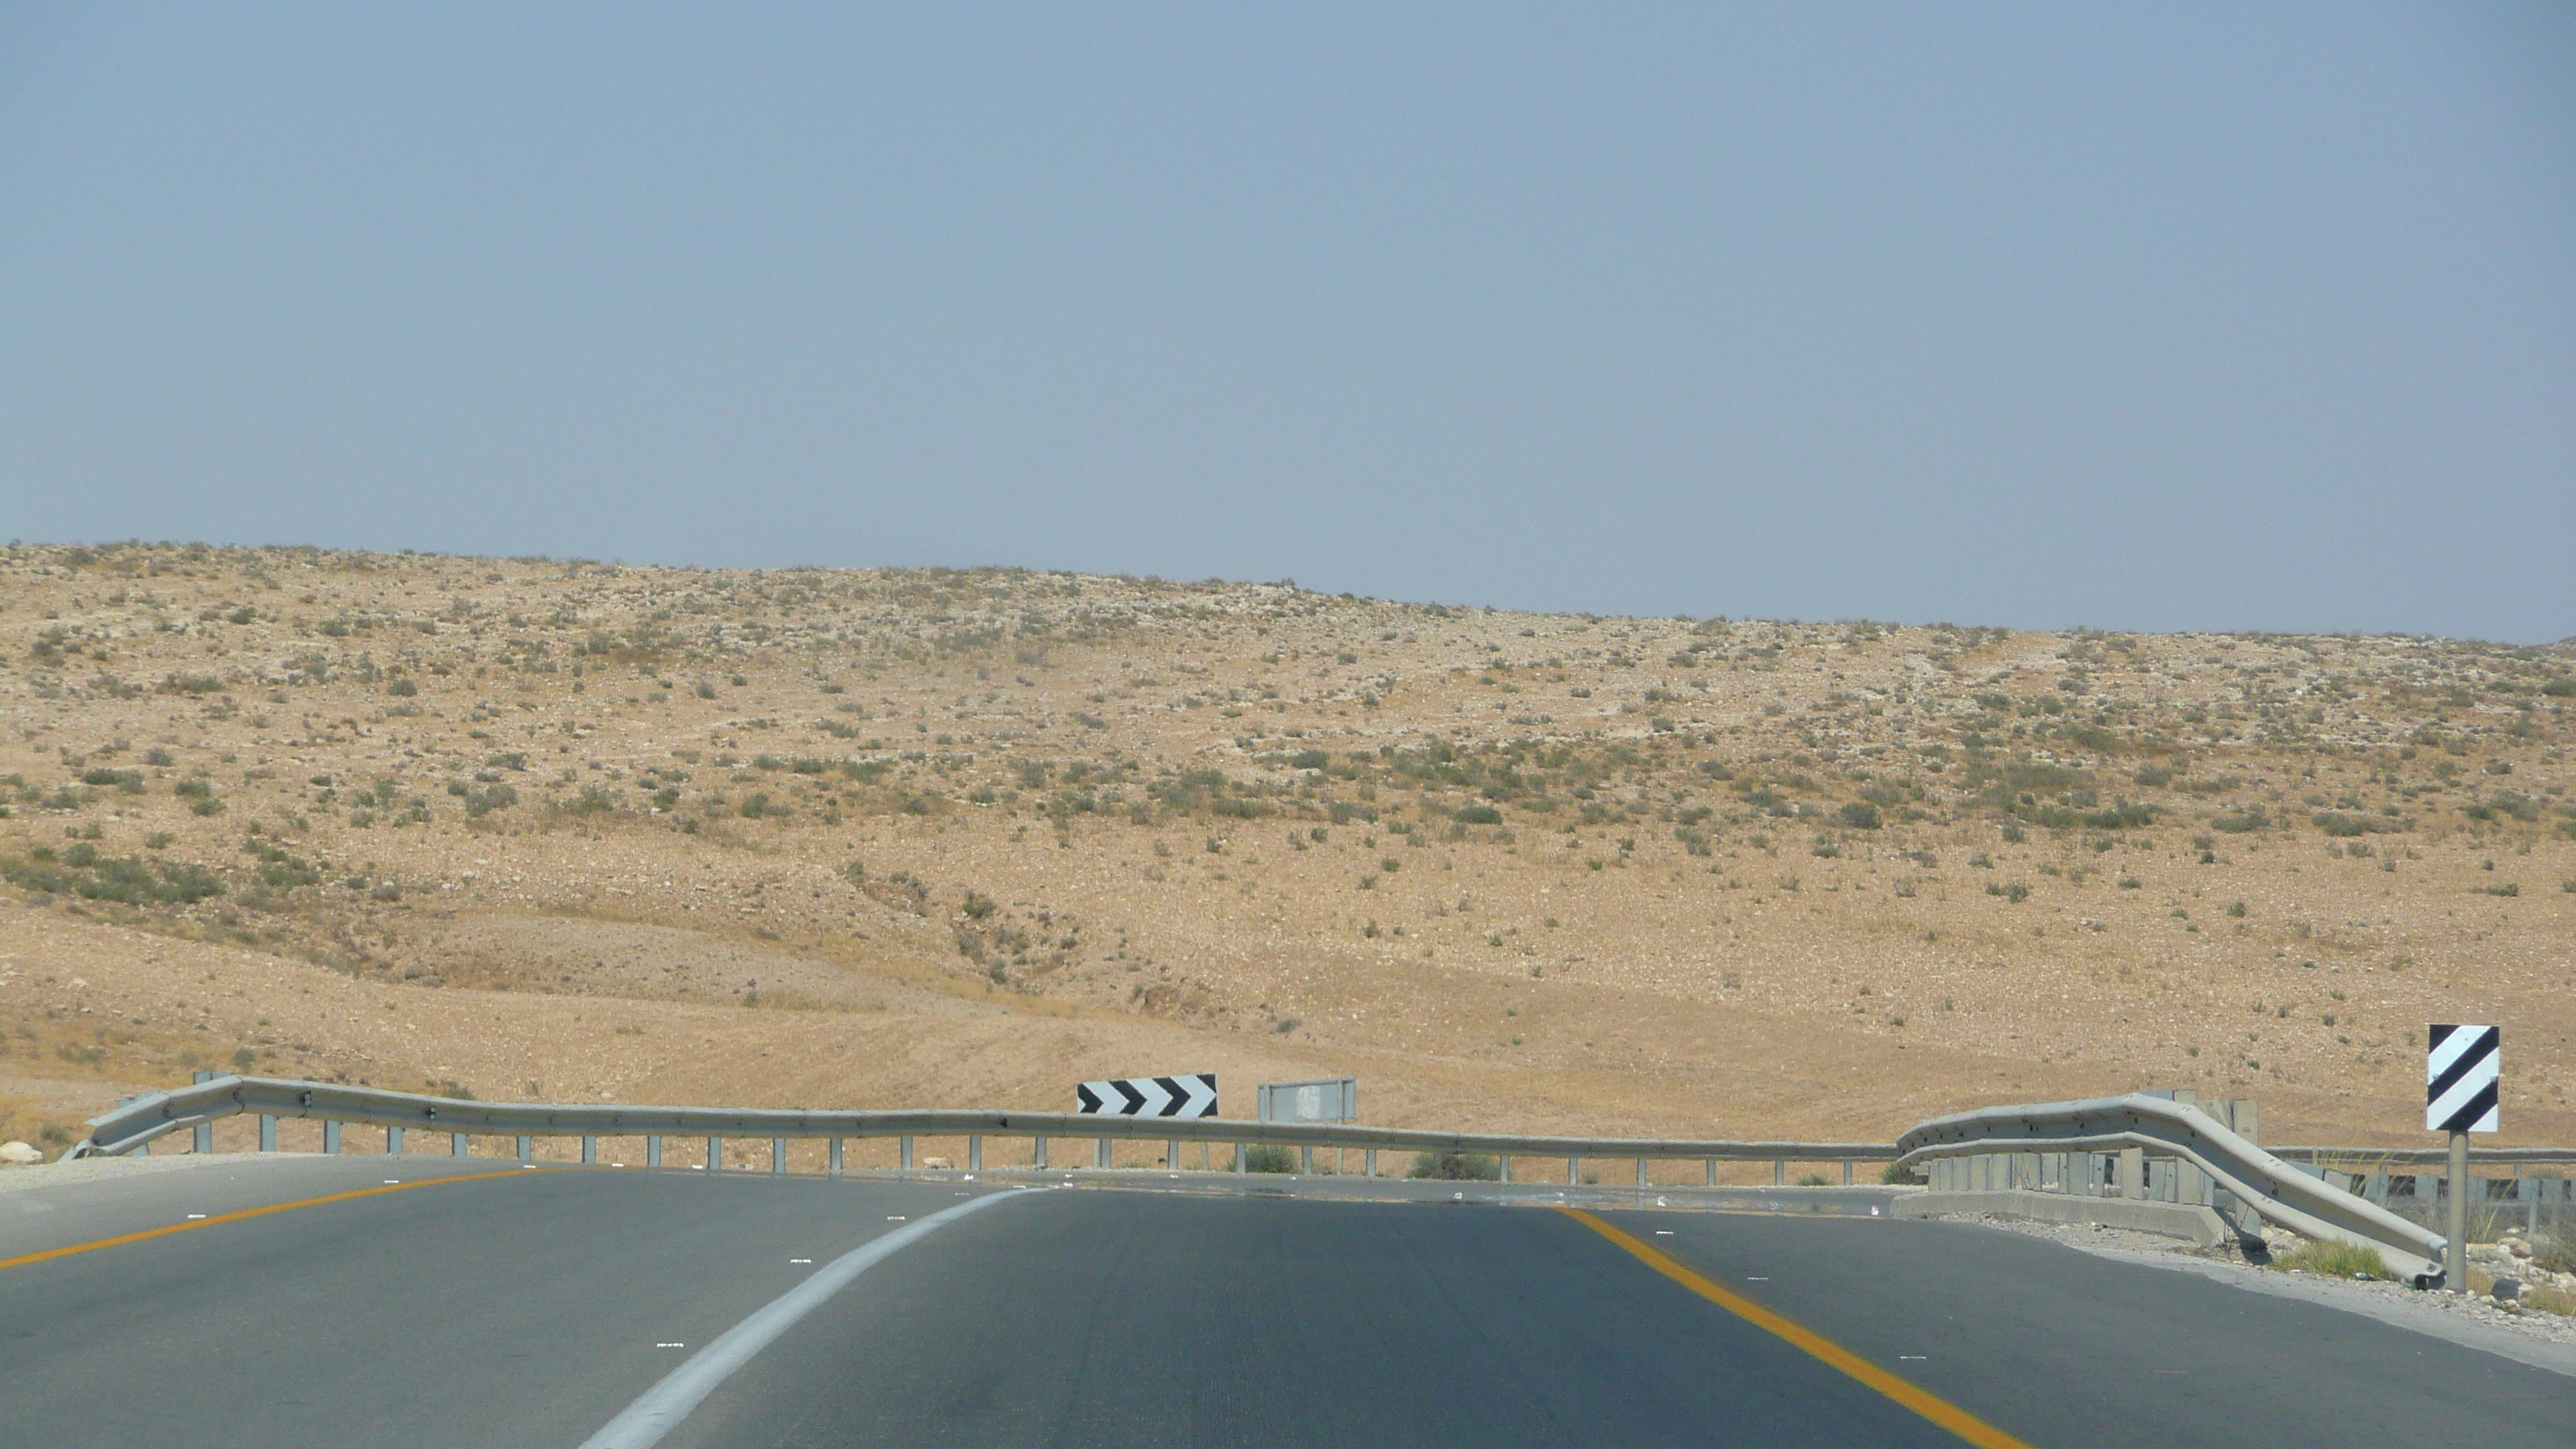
[2426,1024,2500,1133]
[1077,1073,1218,1118]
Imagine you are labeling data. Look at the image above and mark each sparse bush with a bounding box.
[1835,802,1882,831]
[1409,1150,1502,1181]
[1243,1144,1299,1174]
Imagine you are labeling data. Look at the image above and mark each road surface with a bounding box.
[2,1156,2565,1447]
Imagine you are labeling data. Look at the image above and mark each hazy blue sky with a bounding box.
[5,5,2571,639]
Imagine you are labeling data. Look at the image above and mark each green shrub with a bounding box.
[1880,1161,1923,1184]
[1243,1143,1299,1174]
[1835,802,1882,831]
[1455,804,1502,825]
[1408,1150,1502,1181]
[387,677,418,697]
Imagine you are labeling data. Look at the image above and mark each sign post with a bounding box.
[2427,1024,2500,1295]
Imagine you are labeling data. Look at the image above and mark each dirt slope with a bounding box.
[3,543,2571,1157]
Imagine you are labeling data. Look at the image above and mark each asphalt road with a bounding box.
[5,1161,2569,1448]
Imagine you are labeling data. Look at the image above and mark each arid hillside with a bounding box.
[4,543,2572,1161]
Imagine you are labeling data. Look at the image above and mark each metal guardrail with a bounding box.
[67,1077,2564,1284]
[1896,1093,2450,1284]
[67,1075,1899,1184]
[2272,1146,2576,1169]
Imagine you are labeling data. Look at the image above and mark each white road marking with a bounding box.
[789,1258,811,1264]
[1900,1355,1927,1361]
[1746,1276,1769,1281]
[580,1192,1015,1449]
[1653,1231,1674,1236]
[185,1214,205,1220]
[886,1215,906,1221]
[383,1180,401,1184]
[656,1343,684,1349]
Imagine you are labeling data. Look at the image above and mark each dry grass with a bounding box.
[2,543,2571,1151]
[2270,1239,2392,1280]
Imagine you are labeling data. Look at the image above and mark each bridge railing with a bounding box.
[1895,1092,2452,1283]
[70,1076,2570,1283]
[66,1074,1899,1187]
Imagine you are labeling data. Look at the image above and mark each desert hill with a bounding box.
[4,543,2571,1164]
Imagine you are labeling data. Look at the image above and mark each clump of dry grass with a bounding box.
[2269,1239,2390,1280]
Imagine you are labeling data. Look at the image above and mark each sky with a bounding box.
[4,5,2571,641]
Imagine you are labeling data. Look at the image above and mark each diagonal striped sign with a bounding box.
[1077,1072,1218,1118]
[2426,1024,2499,1134]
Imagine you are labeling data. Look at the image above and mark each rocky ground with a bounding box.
[2,543,2571,1159]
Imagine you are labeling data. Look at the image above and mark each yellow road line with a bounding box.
[0,1166,536,1273]
[1556,1208,2037,1449]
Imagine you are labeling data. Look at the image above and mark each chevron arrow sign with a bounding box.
[2426,1024,2499,1133]
[1077,1073,1218,1118]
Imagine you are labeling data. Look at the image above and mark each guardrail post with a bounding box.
[1166,1137,1179,1171]
[1299,1145,1313,1175]
[1364,1148,1377,1177]
[451,1131,467,1157]
[1772,1159,1784,1186]
[1842,1160,1852,1186]
[1233,1142,1245,1173]
[1098,1138,1112,1170]
[968,1136,982,1173]
[899,1136,913,1173]
[2119,1146,2145,1201]
[707,1136,722,1173]
[646,1136,661,1167]
[388,1126,404,1156]
[581,1136,597,1165]
[324,1121,341,1155]
[772,1139,786,1174]
[516,1135,533,1163]
[1705,1160,1716,1187]
[1636,1158,1648,1189]
[1034,1135,1047,1170]
[2447,1129,2469,1294]
[1497,1153,1511,1184]
[259,1115,278,1153]
[830,1138,844,1177]
[1567,1156,1579,1185]
[192,1070,214,1152]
